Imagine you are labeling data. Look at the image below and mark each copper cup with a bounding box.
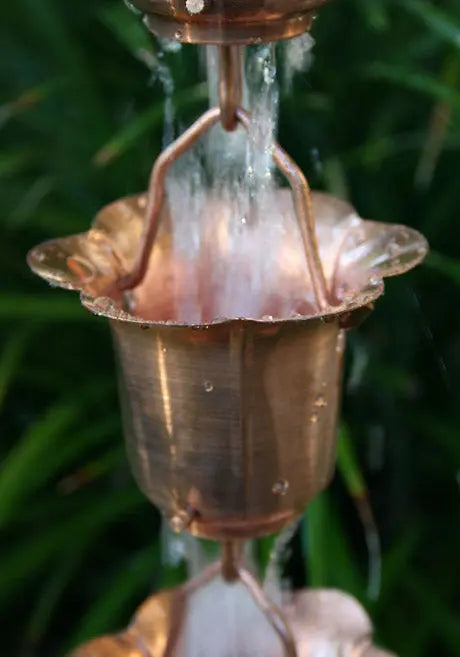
[28,190,427,540]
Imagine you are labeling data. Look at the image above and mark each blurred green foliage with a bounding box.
[1,0,459,655]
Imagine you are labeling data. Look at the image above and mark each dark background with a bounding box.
[1,0,459,655]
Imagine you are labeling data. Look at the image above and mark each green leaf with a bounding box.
[303,492,364,598]
[0,294,92,321]
[93,82,208,165]
[0,488,144,601]
[26,552,86,646]
[68,544,160,649]
[425,250,460,286]
[0,325,34,411]
[401,0,460,49]
[364,62,460,107]
[98,5,152,61]
[0,383,113,526]
[337,424,366,497]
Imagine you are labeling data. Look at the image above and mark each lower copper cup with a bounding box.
[112,310,345,539]
[70,578,395,657]
[28,189,427,540]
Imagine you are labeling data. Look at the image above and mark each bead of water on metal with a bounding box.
[204,380,214,392]
[388,241,400,256]
[186,0,205,14]
[314,394,327,408]
[272,479,289,495]
[169,509,193,534]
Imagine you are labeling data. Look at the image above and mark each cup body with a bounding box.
[112,316,344,539]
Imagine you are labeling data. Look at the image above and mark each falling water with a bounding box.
[151,43,316,324]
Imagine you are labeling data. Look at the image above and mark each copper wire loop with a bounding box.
[118,106,328,312]
[218,46,242,131]
[162,544,299,657]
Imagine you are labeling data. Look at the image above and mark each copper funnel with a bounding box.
[129,0,331,45]
[27,190,427,540]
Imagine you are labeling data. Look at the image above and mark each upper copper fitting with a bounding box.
[130,0,331,44]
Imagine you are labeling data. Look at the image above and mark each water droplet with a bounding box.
[162,346,167,353]
[314,394,327,408]
[169,510,192,534]
[272,479,289,496]
[138,196,147,209]
[123,0,143,16]
[263,63,276,85]
[204,380,214,392]
[336,332,346,353]
[174,29,183,40]
[310,412,319,424]
[186,0,204,14]
[369,276,380,286]
[388,241,400,256]
[241,216,247,225]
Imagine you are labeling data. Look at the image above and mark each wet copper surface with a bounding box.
[28,190,427,539]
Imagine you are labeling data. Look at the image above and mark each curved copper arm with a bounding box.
[219,46,242,131]
[236,107,328,311]
[118,105,329,312]
[118,107,222,291]
[238,566,298,657]
[220,540,298,657]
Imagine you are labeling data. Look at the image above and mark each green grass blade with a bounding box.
[0,294,93,321]
[364,62,460,107]
[425,250,460,286]
[0,488,144,601]
[401,0,460,49]
[93,82,208,165]
[68,544,160,649]
[0,383,113,526]
[0,325,34,411]
[98,5,152,61]
[26,552,85,646]
[303,492,364,598]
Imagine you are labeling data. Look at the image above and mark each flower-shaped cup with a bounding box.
[69,582,395,657]
[28,190,427,540]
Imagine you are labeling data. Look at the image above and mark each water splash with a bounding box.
[158,44,316,323]
[282,33,315,93]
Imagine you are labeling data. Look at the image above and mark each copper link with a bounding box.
[218,45,242,131]
[118,107,328,312]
